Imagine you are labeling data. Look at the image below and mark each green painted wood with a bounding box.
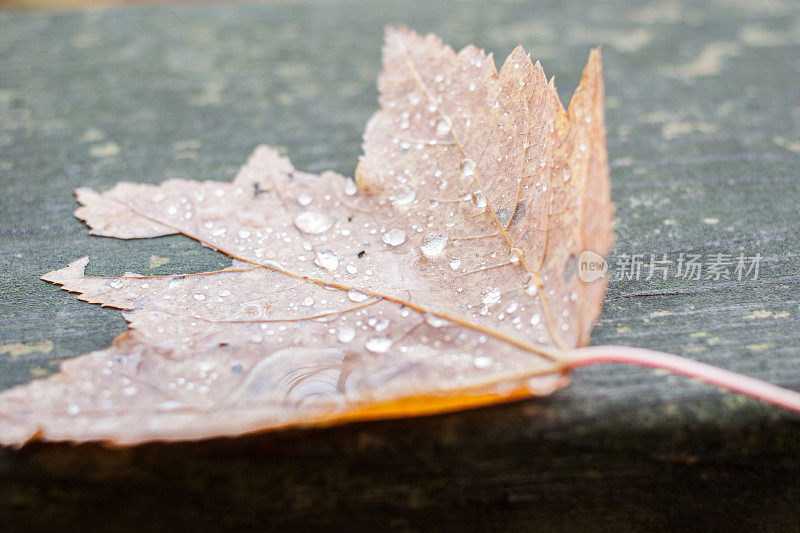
[1,0,799,529]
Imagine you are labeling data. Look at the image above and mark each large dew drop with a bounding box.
[473,356,493,369]
[294,211,333,234]
[314,250,339,271]
[392,184,416,206]
[424,313,449,328]
[365,337,393,353]
[482,287,501,305]
[297,193,313,207]
[525,278,538,296]
[348,290,369,303]
[344,180,358,196]
[472,190,487,208]
[382,228,407,247]
[420,233,447,258]
[337,326,355,343]
[461,159,475,178]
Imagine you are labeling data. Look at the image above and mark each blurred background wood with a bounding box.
[1,0,799,529]
[0,0,267,10]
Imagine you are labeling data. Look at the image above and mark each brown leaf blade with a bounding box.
[0,28,612,445]
[357,27,613,349]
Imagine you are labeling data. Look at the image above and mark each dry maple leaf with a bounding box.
[1,28,798,446]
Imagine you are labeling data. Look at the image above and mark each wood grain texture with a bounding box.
[1,0,799,529]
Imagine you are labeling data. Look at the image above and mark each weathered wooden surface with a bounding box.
[1,0,799,529]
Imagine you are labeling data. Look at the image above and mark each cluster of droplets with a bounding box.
[134,43,582,390]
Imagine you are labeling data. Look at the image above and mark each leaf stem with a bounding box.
[565,346,800,414]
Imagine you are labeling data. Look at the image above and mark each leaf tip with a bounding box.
[41,256,89,285]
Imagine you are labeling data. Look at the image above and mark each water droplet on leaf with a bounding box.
[482,288,501,305]
[473,356,492,369]
[314,250,339,271]
[365,337,393,353]
[425,314,449,328]
[294,211,333,234]
[382,228,407,246]
[392,184,416,206]
[420,234,447,258]
[348,290,369,303]
[337,327,355,343]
